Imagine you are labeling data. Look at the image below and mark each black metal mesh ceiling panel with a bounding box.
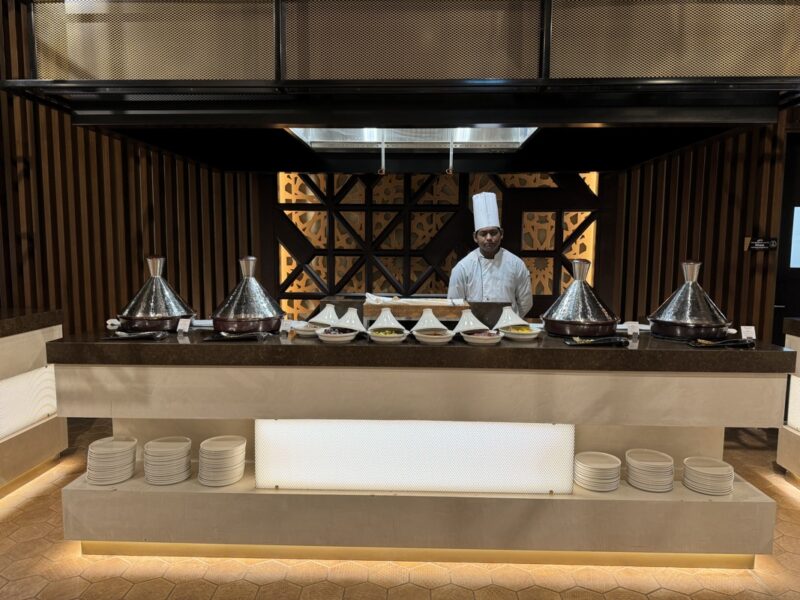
[32,0,275,80]
[551,0,800,78]
[283,0,541,80]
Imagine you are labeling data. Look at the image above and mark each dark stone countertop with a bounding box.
[46,331,795,373]
[785,318,800,338]
[0,308,62,339]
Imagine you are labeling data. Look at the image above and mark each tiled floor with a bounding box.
[1,421,799,599]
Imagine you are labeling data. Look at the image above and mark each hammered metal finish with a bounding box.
[118,257,194,331]
[212,257,284,333]
[648,261,731,339]
[541,259,618,337]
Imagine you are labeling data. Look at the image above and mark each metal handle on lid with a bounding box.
[239,256,257,278]
[571,259,591,282]
[682,261,701,283]
[147,256,165,277]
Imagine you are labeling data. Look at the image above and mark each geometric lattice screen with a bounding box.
[278,172,598,320]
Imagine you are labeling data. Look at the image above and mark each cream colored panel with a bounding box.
[0,417,67,487]
[0,367,57,441]
[62,466,775,555]
[785,334,800,375]
[0,325,62,381]
[55,365,785,427]
[778,425,800,476]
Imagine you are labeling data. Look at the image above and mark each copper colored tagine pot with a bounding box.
[648,261,731,340]
[212,256,284,333]
[541,259,618,337]
[118,256,194,332]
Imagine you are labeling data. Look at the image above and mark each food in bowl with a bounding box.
[501,325,534,333]
[465,329,500,337]
[371,328,404,336]
[320,327,354,335]
[416,329,449,336]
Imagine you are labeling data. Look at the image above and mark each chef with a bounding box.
[447,192,533,316]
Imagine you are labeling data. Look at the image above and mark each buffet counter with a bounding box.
[0,309,66,495]
[49,332,794,566]
[47,331,794,372]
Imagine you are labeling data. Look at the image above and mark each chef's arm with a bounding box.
[516,266,533,317]
[447,265,466,300]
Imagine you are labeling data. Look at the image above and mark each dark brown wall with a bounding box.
[599,114,789,340]
[1,0,263,333]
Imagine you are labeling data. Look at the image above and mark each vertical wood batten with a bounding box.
[604,123,787,340]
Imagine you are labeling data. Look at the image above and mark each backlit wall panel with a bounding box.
[255,420,575,494]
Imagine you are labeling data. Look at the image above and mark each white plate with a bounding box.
[461,331,504,346]
[89,436,137,454]
[576,451,621,469]
[683,456,734,476]
[626,448,674,467]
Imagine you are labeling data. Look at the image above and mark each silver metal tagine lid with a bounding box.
[648,261,730,327]
[211,256,283,321]
[541,259,618,325]
[119,256,194,320]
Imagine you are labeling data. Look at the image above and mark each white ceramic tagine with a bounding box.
[368,308,408,344]
[309,304,340,328]
[332,307,367,333]
[453,309,489,334]
[412,308,449,332]
[493,306,538,342]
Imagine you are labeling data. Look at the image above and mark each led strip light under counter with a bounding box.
[255,420,575,494]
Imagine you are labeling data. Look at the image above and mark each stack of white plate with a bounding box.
[199,435,246,487]
[625,448,674,492]
[683,456,734,495]
[574,451,621,492]
[86,436,137,485]
[144,436,192,485]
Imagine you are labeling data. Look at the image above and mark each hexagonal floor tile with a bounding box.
[256,580,302,600]
[300,581,345,600]
[125,578,174,600]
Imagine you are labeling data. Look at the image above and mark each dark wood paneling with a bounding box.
[0,0,263,334]
[602,117,788,340]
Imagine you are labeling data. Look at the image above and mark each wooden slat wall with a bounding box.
[1,0,260,334]
[601,114,788,340]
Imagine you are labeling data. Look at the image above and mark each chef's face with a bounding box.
[474,227,503,257]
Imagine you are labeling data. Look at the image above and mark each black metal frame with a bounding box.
[4,0,800,126]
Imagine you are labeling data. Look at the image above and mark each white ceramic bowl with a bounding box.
[500,325,541,342]
[316,329,359,344]
[461,330,504,346]
[369,331,408,344]
[293,323,321,338]
[413,330,454,345]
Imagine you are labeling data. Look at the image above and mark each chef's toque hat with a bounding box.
[472,192,500,232]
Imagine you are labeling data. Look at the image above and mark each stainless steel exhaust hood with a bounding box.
[287,127,538,153]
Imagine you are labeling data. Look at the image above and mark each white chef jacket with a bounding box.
[447,248,533,316]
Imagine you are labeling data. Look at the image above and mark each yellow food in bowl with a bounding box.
[371,328,403,336]
[502,325,533,333]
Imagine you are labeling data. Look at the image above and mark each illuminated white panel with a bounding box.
[788,375,800,431]
[255,420,574,494]
[0,367,57,442]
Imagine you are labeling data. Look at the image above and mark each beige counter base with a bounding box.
[777,425,800,477]
[56,365,785,427]
[81,540,755,569]
[63,466,774,557]
[0,416,66,496]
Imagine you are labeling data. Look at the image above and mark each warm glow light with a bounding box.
[255,420,575,494]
